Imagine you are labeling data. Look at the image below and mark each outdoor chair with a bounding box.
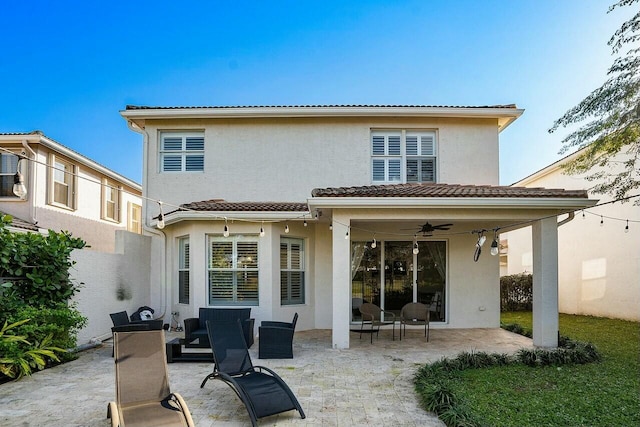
[184,307,255,348]
[258,313,298,359]
[400,302,430,341]
[107,329,194,427]
[358,302,396,343]
[200,320,306,426]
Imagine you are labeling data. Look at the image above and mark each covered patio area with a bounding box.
[0,328,532,426]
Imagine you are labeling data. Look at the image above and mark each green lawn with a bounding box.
[449,313,640,426]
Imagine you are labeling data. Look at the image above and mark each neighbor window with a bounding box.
[101,178,121,222]
[280,238,305,305]
[0,153,21,198]
[160,132,204,172]
[208,236,259,305]
[178,237,190,304]
[127,202,142,234]
[371,131,436,183]
[48,154,76,209]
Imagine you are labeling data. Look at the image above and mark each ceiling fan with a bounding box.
[402,221,453,235]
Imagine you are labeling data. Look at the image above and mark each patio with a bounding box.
[0,328,532,427]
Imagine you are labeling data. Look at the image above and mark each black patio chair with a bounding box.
[400,302,430,341]
[258,312,298,359]
[200,320,305,426]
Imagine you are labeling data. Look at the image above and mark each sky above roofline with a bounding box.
[0,0,632,185]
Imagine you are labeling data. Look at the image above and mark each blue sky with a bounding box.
[0,0,632,185]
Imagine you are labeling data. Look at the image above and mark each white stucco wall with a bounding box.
[504,154,639,321]
[142,116,500,221]
[72,231,152,344]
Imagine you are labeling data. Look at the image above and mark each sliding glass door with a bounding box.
[351,240,446,321]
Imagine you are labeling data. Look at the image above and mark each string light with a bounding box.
[345,227,350,239]
[370,236,377,249]
[156,202,165,229]
[329,223,333,231]
[582,210,586,219]
[12,157,27,199]
[625,220,629,233]
[284,224,290,234]
[413,235,419,255]
[223,218,230,237]
[303,218,308,227]
[259,221,265,237]
[2,145,638,239]
[490,229,499,256]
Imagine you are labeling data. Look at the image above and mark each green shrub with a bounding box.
[500,273,532,311]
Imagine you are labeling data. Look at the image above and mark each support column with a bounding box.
[331,212,351,349]
[532,217,559,348]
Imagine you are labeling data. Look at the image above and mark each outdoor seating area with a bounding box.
[183,307,255,348]
[0,327,533,426]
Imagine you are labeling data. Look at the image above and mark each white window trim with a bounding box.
[207,234,260,306]
[280,237,306,305]
[101,178,121,223]
[371,130,438,184]
[0,151,26,201]
[47,153,77,210]
[127,202,142,234]
[159,131,205,173]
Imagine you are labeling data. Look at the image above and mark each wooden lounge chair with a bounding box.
[201,320,305,426]
[107,330,194,427]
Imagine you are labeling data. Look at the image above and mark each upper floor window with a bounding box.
[101,178,121,222]
[127,202,142,234]
[0,153,22,199]
[371,131,436,183]
[48,154,76,210]
[160,132,204,172]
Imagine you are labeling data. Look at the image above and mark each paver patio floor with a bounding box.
[0,327,532,427]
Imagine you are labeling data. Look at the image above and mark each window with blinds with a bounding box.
[178,237,190,304]
[371,131,437,183]
[208,236,259,305]
[160,132,204,172]
[280,238,305,305]
[0,153,19,198]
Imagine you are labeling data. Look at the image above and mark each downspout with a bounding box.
[126,120,169,321]
[21,140,38,224]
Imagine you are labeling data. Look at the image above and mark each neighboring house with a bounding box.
[501,147,639,321]
[121,104,596,348]
[0,131,143,252]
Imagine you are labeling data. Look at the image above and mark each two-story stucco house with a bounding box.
[121,104,596,349]
[0,131,142,252]
[502,146,639,321]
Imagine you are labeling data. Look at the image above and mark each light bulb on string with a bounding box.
[285,224,290,234]
[490,229,499,256]
[157,201,165,229]
[259,221,265,237]
[12,157,27,199]
[303,218,308,227]
[370,236,377,249]
[413,236,419,255]
[329,223,333,231]
[223,218,230,237]
[625,220,629,233]
[582,210,586,219]
[345,228,350,239]
[600,216,604,226]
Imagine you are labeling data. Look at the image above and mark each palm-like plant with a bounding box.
[0,319,66,380]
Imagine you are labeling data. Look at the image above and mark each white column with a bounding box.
[332,212,351,349]
[532,217,559,348]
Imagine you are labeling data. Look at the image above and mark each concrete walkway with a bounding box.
[0,328,532,427]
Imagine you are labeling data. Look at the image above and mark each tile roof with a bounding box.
[311,183,589,199]
[171,200,309,214]
[126,104,518,110]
